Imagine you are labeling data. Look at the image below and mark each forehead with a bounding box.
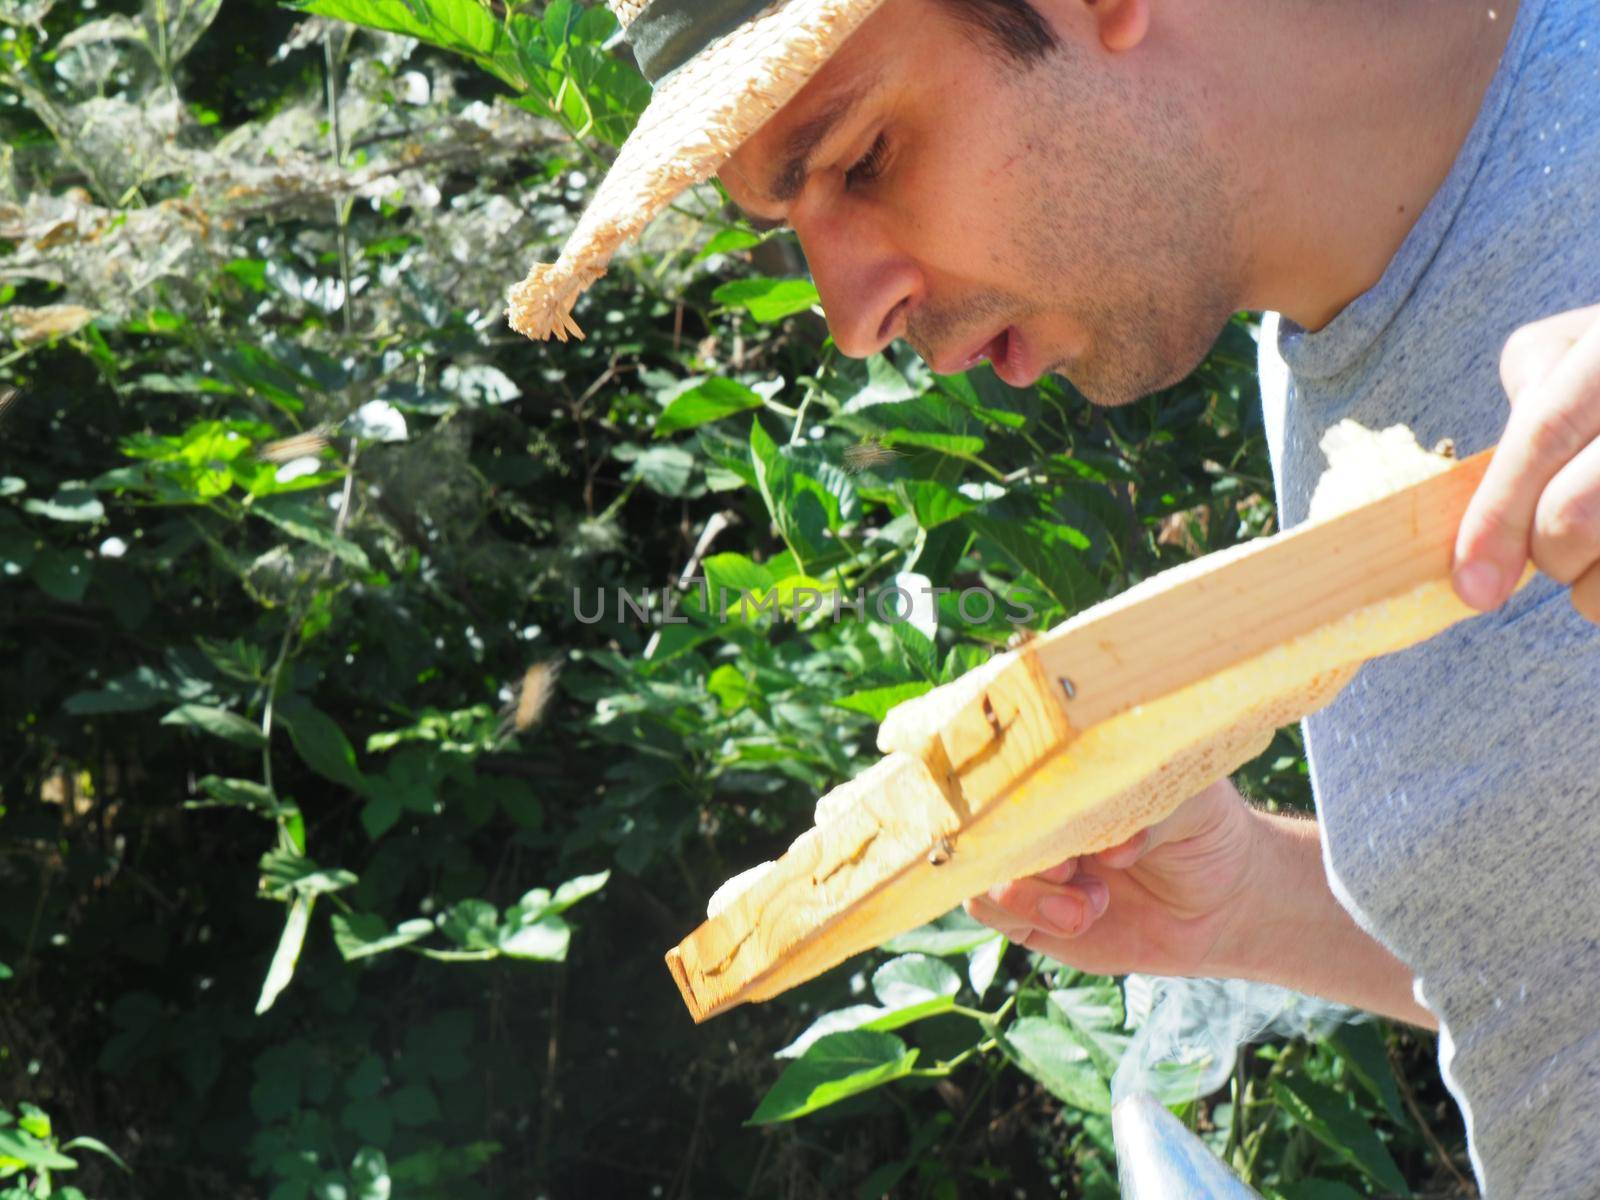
[719,1,913,198]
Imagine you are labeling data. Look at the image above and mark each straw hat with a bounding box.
[506,0,888,343]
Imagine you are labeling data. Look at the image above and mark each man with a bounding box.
[509,0,1600,1193]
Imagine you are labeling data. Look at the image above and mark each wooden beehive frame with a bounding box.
[666,440,1507,1023]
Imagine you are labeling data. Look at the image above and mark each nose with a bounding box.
[797,218,920,359]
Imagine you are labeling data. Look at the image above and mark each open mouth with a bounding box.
[935,325,1036,387]
[977,328,1012,373]
[980,326,1035,388]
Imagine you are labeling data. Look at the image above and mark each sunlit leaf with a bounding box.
[748,1031,919,1124]
[712,277,819,323]
[255,894,313,1015]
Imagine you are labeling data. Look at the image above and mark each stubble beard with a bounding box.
[997,54,1244,407]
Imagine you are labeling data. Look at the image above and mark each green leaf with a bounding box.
[440,899,499,950]
[1274,1183,1366,1200]
[1270,1075,1410,1196]
[23,486,104,522]
[871,954,962,1009]
[29,547,92,602]
[389,1083,441,1127]
[259,850,359,898]
[775,1005,888,1059]
[161,704,267,748]
[15,1105,48,1139]
[279,702,370,795]
[360,794,401,839]
[833,681,932,722]
[964,513,1091,612]
[61,1134,130,1172]
[350,1145,392,1200]
[707,662,756,712]
[694,227,761,262]
[330,913,433,962]
[898,479,975,529]
[292,0,536,91]
[256,894,313,1015]
[967,935,1005,1000]
[0,477,24,497]
[889,619,938,681]
[616,444,696,498]
[0,1127,76,1170]
[341,1095,393,1148]
[656,377,764,437]
[750,419,827,568]
[700,551,773,603]
[223,258,268,292]
[845,355,919,409]
[191,775,285,818]
[879,430,985,457]
[1328,1023,1407,1125]
[253,497,371,571]
[748,1031,920,1125]
[1001,1017,1111,1114]
[0,525,37,575]
[63,666,172,714]
[713,277,820,323]
[548,870,609,914]
[1047,987,1130,1077]
[881,911,997,956]
[497,915,570,961]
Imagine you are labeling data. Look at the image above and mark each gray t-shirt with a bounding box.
[1256,1,1600,1194]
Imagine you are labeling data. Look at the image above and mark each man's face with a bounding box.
[718,0,1242,405]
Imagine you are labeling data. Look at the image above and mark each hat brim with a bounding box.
[507,0,888,342]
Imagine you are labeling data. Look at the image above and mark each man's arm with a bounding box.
[967,777,1438,1029]
[1216,807,1436,1028]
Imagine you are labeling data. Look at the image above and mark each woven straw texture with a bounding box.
[609,0,651,30]
[507,0,887,341]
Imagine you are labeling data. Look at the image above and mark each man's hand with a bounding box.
[1454,302,1600,624]
[967,778,1438,1027]
[964,778,1258,979]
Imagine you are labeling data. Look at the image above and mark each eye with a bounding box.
[844,133,890,190]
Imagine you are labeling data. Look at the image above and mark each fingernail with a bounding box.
[1454,560,1502,610]
[1082,879,1110,918]
[1039,860,1076,885]
[1037,894,1086,933]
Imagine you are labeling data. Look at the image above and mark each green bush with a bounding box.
[0,0,1473,1195]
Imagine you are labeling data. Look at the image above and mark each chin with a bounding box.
[1053,361,1160,409]
[1062,322,1225,408]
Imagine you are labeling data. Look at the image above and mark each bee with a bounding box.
[927,835,955,867]
[257,427,332,463]
[841,437,904,475]
[511,659,562,732]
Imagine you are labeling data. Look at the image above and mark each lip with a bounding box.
[933,326,1040,388]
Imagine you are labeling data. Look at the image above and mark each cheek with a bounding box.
[886,153,1036,279]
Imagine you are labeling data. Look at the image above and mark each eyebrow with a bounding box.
[735,73,883,229]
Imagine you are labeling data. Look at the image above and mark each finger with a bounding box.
[964,895,1035,941]
[1037,858,1079,886]
[1572,562,1600,625]
[989,874,1110,936]
[1498,305,1599,403]
[1036,880,1110,937]
[1532,434,1600,585]
[1092,829,1151,870]
[1455,311,1600,610]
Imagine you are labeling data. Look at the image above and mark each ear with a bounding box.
[1088,0,1150,52]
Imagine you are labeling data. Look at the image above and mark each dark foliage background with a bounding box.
[0,1,1475,1196]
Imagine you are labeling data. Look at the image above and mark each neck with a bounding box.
[1192,0,1521,330]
